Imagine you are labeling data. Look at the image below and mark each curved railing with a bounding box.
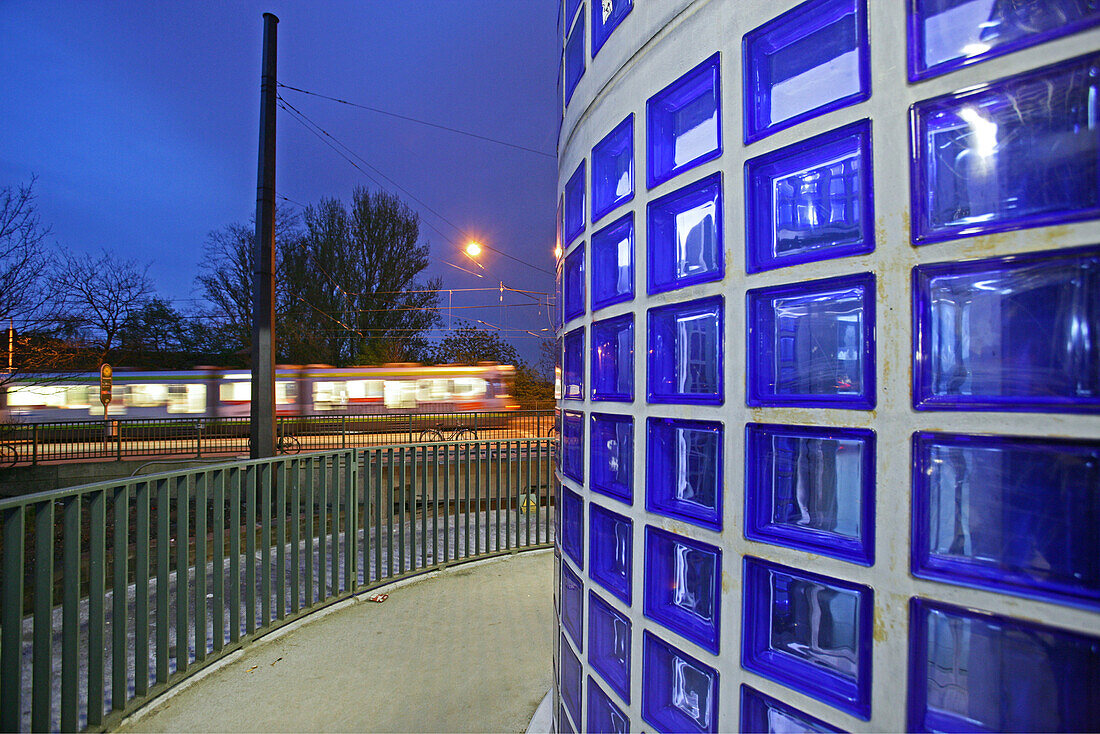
[0,438,555,732]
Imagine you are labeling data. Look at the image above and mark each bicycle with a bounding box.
[0,442,16,468]
[247,432,301,455]
[417,424,478,442]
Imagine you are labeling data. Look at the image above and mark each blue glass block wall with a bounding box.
[555,0,1100,730]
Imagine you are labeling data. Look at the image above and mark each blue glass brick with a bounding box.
[589,591,632,702]
[745,423,875,566]
[554,477,563,553]
[641,631,719,734]
[554,256,563,332]
[911,54,1100,245]
[644,526,722,653]
[591,212,635,311]
[564,0,581,28]
[563,327,584,401]
[742,557,873,719]
[561,486,584,569]
[590,412,633,505]
[561,631,583,727]
[591,313,633,402]
[589,501,633,604]
[591,0,633,58]
[743,0,870,144]
[647,417,723,531]
[739,685,843,733]
[564,242,586,322]
[563,409,584,483]
[912,432,1100,610]
[564,160,586,245]
[746,273,875,409]
[745,119,873,273]
[912,246,1100,413]
[559,703,575,734]
[592,115,634,222]
[588,677,630,734]
[908,598,1100,733]
[647,53,721,188]
[561,561,584,650]
[648,172,723,294]
[564,11,585,107]
[648,296,724,405]
[908,1,1100,81]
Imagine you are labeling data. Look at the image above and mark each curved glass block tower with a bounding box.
[553,1,1100,731]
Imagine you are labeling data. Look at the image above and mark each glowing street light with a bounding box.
[554,244,563,259]
[465,241,482,257]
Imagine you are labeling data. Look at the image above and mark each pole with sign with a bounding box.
[100,363,112,450]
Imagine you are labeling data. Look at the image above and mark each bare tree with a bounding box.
[0,178,51,326]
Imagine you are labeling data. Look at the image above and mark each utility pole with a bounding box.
[251,12,278,459]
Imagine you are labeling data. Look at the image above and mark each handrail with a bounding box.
[0,438,555,731]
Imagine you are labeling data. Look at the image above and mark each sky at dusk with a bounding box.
[0,1,560,362]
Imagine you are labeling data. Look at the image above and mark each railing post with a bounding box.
[32,423,38,465]
[342,413,346,449]
[116,421,123,461]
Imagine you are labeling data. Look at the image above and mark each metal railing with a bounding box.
[0,410,556,466]
[0,438,555,731]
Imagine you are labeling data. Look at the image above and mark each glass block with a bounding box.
[591,0,633,57]
[589,592,632,702]
[555,243,563,331]
[588,677,630,734]
[644,526,722,653]
[745,119,873,273]
[742,557,873,719]
[562,486,584,569]
[745,423,875,566]
[563,327,584,401]
[589,501,633,604]
[590,412,634,505]
[912,432,1100,610]
[908,598,1100,733]
[648,296,724,405]
[743,0,870,144]
[555,477,563,551]
[591,212,635,310]
[746,273,875,409]
[912,246,1100,412]
[564,10,585,107]
[908,0,1100,81]
[564,242,586,322]
[561,631,583,727]
[560,703,575,734]
[564,0,581,28]
[563,409,585,483]
[562,561,585,650]
[911,54,1100,245]
[641,631,720,734]
[648,172,724,294]
[592,114,634,222]
[564,160,586,246]
[555,342,563,403]
[647,53,721,188]
[739,685,843,734]
[592,314,634,401]
[647,418,723,531]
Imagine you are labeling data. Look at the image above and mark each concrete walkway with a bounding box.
[115,550,554,733]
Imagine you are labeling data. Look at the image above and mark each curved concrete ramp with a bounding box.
[115,551,553,733]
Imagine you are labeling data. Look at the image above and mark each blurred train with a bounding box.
[1,364,518,422]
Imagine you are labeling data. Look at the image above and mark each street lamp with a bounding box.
[465,241,482,257]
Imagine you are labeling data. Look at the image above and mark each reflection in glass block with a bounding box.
[592,115,634,221]
[591,213,634,310]
[909,0,1100,81]
[590,413,634,505]
[743,557,872,718]
[644,526,722,652]
[647,53,721,188]
[743,0,870,143]
[913,432,1100,609]
[745,423,875,565]
[648,297,724,405]
[564,11,585,107]
[564,160,586,245]
[747,273,875,409]
[563,327,585,401]
[561,561,584,650]
[590,502,633,604]
[740,685,843,734]
[642,631,719,734]
[561,486,584,568]
[745,120,873,273]
[589,592,632,701]
[913,247,1100,412]
[647,418,723,530]
[588,677,630,734]
[561,631,583,726]
[591,0,633,57]
[909,598,1100,733]
[560,704,575,734]
[648,172,723,294]
[592,314,634,401]
[563,242,585,322]
[912,54,1100,245]
[555,250,563,331]
[563,410,584,483]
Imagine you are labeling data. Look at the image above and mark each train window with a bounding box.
[452,378,487,398]
[167,384,206,414]
[384,380,417,409]
[220,381,250,402]
[128,383,168,407]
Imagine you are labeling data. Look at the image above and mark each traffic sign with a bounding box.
[99,363,113,406]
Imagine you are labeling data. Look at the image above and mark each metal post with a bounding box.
[251,12,278,459]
